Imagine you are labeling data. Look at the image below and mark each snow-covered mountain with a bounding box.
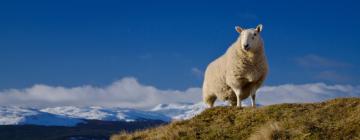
[0,102,248,127]
[41,106,171,122]
[0,106,170,126]
[0,106,83,126]
[151,102,224,120]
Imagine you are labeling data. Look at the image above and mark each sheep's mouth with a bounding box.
[243,47,250,51]
[243,44,250,51]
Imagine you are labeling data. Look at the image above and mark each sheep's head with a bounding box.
[235,24,264,52]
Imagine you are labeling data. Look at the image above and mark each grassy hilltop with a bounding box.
[112,98,360,140]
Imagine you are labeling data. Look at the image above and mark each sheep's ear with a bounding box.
[235,26,243,33]
[256,24,263,33]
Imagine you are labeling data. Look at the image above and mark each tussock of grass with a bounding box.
[248,121,289,140]
[112,98,360,140]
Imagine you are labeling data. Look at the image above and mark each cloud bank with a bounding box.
[0,77,201,109]
[295,54,354,83]
[191,67,204,78]
[0,77,359,109]
[258,83,360,105]
[296,54,350,68]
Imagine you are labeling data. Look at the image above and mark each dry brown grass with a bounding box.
[248,121,289,140]
[112,98,360,140]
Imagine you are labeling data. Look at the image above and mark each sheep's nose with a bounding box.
[244,44,249,50]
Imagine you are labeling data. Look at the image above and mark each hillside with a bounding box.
[111,98,360,140]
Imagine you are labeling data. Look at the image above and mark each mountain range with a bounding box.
[0,102,232,126]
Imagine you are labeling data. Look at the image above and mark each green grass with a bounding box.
[112,98,360,140]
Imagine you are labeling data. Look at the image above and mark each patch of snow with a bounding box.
[0,106,83,126]
[0,106,171,126]
[151,101,249,120]
[40,106,113,121]
[41,106,171,122]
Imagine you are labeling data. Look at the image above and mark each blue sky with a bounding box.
[0,0,359,90]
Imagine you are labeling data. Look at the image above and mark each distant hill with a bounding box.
[0,102,220,140]
[112,98,360,140]
[0,106,171,126]
[0,120,166,140]
[0,106,171,140]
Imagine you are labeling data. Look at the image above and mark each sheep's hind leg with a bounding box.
[249,86,258,108]
[251,93,256,108]
[233,88,243,108]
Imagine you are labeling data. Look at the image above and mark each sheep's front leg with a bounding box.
[233,88,242,108]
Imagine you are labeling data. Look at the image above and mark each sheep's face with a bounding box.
[235,24,263,52]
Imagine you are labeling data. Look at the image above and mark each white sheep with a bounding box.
[202,24,268,108]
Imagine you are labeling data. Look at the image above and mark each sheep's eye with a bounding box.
[254,33,257,36]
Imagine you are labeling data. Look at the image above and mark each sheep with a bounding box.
[202,24,268,108]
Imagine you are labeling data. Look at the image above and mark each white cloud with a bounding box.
[296,54,350,68]
[0,77,359,109]
[0,77,202,109]
[295,54,353,83]
[191,67,204,78]
[316,70,351,82]
[257,83,360,105]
